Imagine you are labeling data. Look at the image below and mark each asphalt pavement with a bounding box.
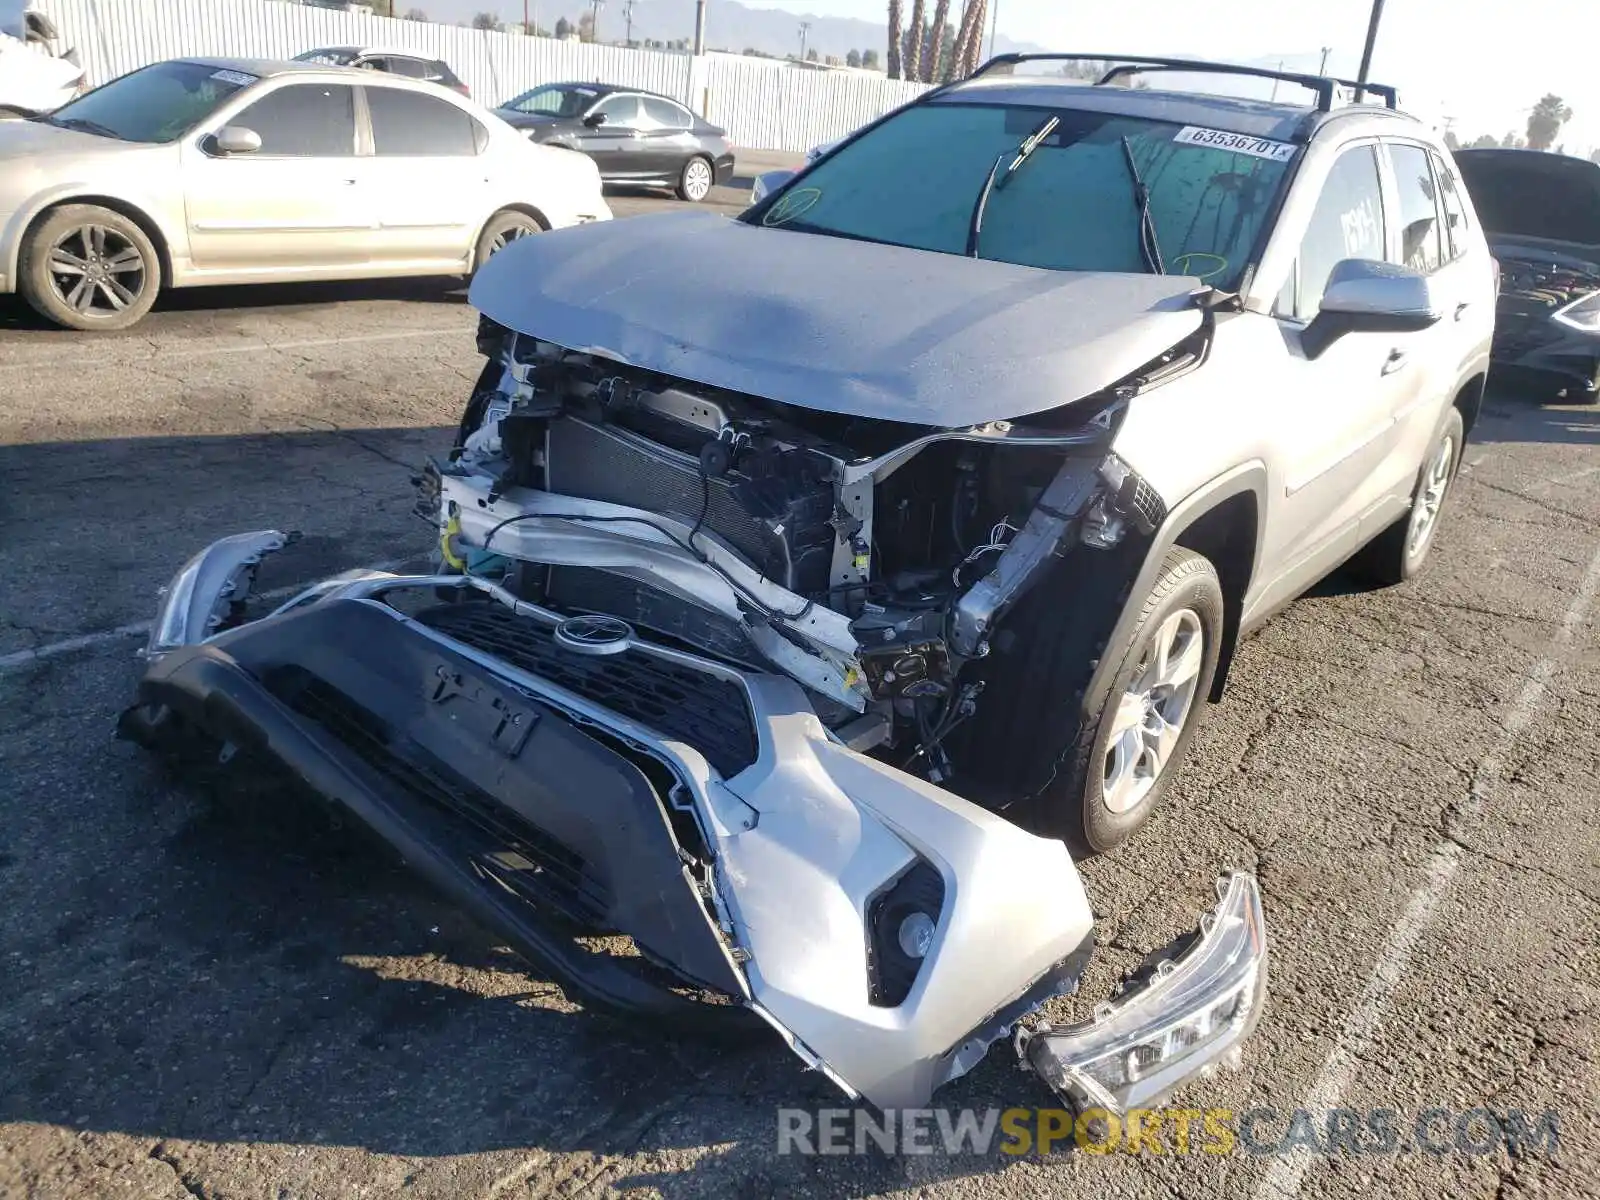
[0,171,1596,1200]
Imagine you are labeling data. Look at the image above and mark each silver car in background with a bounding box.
[0,57,611,330]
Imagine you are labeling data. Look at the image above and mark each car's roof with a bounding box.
[937,75,1411,142]
[523,79,686,106]
[181,55,365,78]
[301,45,441,59]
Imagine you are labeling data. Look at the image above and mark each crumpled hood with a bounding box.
[469,210,1204,426]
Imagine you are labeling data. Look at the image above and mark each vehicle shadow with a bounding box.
[1471,380,1600,446]
[0,277,465,331]
[0,751,1056,1197]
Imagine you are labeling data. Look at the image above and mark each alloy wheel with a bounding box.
[1103,608,1205,815]
[1408,434,1455,557]
[683,158,713,201]
[488,221,538,256]
[47,224,147,318]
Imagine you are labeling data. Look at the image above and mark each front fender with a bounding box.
[2,176,186,285]
[1080,460,1269,713]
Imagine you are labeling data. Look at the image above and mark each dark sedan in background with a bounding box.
[493,81,734,202]
[1456,147,1600,403]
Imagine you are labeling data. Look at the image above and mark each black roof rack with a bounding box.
[969,54,1400,113]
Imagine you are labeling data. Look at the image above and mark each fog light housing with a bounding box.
[1017,873,1266,1115]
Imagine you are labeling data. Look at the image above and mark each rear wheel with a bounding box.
[1349,406,1463,586]
[19,204,160,331]
[473,209,545,274]
[677,156,714,202]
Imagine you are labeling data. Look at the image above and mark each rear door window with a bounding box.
[366,85,479,155]
[1291,144,1386,318]
[1431,152,1469,261]
[232,82,356,156]
[1386,142,1443,273]
[641,96,691,129]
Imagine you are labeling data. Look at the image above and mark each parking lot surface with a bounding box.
[0,173,1596,1200]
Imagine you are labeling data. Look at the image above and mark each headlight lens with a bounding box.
[1552,289,1600,332]
[1019,873,1267,1115]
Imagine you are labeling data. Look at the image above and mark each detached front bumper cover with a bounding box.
[1018,873,1267,1115]
[128,531,1268,1112]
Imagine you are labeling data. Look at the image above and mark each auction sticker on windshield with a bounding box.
[1173,127,1297,162]
[210,69,259,86]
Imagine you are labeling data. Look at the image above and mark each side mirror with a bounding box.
[582,111,607,127]
[750,168,797,203]
[1303,258,1441,359]
[213,125,263,155]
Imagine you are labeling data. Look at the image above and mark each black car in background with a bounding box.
[293,47,471,98]
[1455,148,1600,402]
[493,81,735,202]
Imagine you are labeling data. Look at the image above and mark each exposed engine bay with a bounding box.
[419,313,1193,799]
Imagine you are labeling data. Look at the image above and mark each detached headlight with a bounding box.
[1018,873,1266,1115]
[1552,289,1600,332]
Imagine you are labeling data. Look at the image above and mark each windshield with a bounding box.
[42,60,252,143]
[752,102,1297,286]
[503,83,598,118]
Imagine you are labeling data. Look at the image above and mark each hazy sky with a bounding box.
[744,0,1598,154]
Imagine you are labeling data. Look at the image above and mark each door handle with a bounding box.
[340,177,357,185]
[1454,301,1471,321]
[1381,348,1408,376]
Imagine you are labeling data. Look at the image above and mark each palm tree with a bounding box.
[904,0,925,81]
[925,0,950,81]
[949,0,984,78]
[886,0,903,78]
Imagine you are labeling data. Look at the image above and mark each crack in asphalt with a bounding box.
[149,1141,210,1200]
[1443,834,1600,908]
[1466,477,1594,526]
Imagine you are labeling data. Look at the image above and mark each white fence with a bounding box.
[33,0,931,152]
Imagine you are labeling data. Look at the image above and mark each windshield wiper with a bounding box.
[49,116,126,140]
[966,114,1060,258]
[1121,136,1166,275]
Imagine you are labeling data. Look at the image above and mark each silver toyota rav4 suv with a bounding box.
[123,57,1493,1119]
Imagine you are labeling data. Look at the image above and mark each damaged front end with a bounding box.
[120,238,1265,1114]
[122,545,1264,1113]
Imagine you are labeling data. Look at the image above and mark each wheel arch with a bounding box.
[1080,462,1268,717]
[13,193,175,289]
[1452,370,1487,440]
[470,204,550,272]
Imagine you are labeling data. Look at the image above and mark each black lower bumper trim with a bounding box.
[123,597,749,1023]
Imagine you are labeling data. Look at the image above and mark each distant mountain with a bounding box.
[398,0,1047,63]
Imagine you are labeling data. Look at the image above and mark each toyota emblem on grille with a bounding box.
[554,614,634,656]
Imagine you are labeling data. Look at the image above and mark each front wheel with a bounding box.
[1010,547,1225,858]
[677,156,714,202]
[19,203,161,331]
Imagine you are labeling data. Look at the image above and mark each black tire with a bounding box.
[998,547,1224,858]
[1348,406,1464,586]
[676,155,715,202]
[19,203,161,331]
[472,209,545,275]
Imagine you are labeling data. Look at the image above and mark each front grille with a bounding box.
[271,669,610,927]
[417,601,759,778]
